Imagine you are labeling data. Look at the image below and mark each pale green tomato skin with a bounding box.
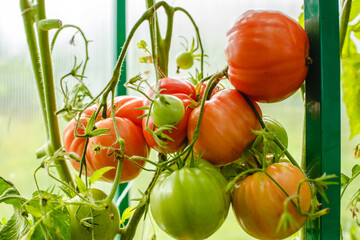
[150,159,230,240]
[67,189,120,240]
[150,95,185,127]
[176,51,194,69]
[260,116,288,156]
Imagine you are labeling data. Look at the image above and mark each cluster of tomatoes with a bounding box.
[63,10,311,240]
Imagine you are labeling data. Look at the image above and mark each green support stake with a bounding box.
[114,0,129,236]
[304,0,341,239]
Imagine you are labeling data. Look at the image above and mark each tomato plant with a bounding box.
[225,10,310,102]
[187,89,262,166]
[150,159,230,240]
[232,163,311,239]
[150,94,185,127]
[67,188,120,240]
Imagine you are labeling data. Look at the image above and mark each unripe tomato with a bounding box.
[225,10,310,102]
[143,94,193,153]
[150,95,185,127]
[150,159,230,240]
[143,77,196,153]
[232,163,311,239]
[187,89,262,166]
[67,188,120,240]
[176,51,194,70]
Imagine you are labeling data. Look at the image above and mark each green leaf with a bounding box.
[88,128,110,138]
[352,164,360,176]
[137,40,147,49]
[120,206,135,226]
[25,192,71,240]
[349,0,360,22]
[298,12,304,29]
[89,166,115,184]
[0,210,30,240]
[75,175,87,193]
[341,49,360,139]
[0,177,22,208]
[341,173,350,187]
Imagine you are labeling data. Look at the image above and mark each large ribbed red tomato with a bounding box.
[143,77,196,153]
[225,10,310,102]
[232,163,311,239]
[187,89,261,166]
[86,117,148,182]
[63,96,149,182]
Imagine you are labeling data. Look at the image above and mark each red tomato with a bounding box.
[232,163,311,239]
[187,89,261,166]
[86,117,148,183]
[142,77,196,153]
[63,97,149,182]
[63,116,89,175]
[225,10,310,102]
[147,77,196,100]
[143,94,193,153]
[196,82,223,101]
[107,96,145,127]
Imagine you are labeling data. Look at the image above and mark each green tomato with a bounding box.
[260,116,288,156]
[150,95,185,127]
[150,159,230,240]
[67,188,120,240]
[176,51,194,70]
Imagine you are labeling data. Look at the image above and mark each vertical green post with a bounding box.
[115,0,129,231]
[304,0,340,239]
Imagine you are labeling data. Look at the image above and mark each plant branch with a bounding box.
[340,0,352,56]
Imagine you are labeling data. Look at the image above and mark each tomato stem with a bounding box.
[20,0,74,188]
[239,91,302,170]
[339,0,352,56]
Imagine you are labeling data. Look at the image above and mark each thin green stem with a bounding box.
[239,90,302,170]
[20,0,49,140]
[120,153,165,240]
[174,7,204,76]
[340,0,352,56]
[341,170,360,198]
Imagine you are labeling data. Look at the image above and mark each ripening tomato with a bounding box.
[147,77,196,100]
[143,77,196,153]
[86,117,148,183]
[107,95,145,127]
[187,89,262,166]
[225,10,310,102]
[63,96,149,183]
[67,188,120,240]
[232,163,311,239]
[143,94,193,153]
[150,159,230,240]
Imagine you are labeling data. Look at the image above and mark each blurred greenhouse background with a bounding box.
[0,0,358,239]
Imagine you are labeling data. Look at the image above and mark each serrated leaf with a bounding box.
[89,166,115,184]
[0,210,30,240]
[341,173,350,187]
[352,164,360,176]
[75,175,87,193]
[0,177,22,208]
[120,206,135,226]
[25,192,71,240]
